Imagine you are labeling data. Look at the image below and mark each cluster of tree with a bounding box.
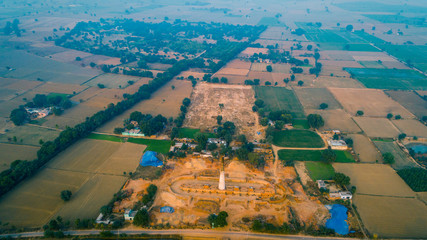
[175,97,191,127]
[244,79,261,85]
[216,121,236,144]
[133,184,158,227]
[382,152,395,165]
[122,69,154,78]
[291,67,303,74]
[43,216,67,238]
[397,168,427,192]
[121,111,168,136]
[252,216,303,234]
[208,211,228,228]
[0,58,199,198]
[291,28,305,36]
[321,147,336,163]
[54,19,265,69]
[235,135,265,169]
[9,94,73,125]
[309,62,322,76]
[307,114,324,129]
[334,172,351,186]
[3,19,21,37]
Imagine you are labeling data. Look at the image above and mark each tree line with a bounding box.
[0,58,201,197]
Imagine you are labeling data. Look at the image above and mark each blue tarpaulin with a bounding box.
[140,151,163,167]
[160,206,174,213]
[325,204,349,235]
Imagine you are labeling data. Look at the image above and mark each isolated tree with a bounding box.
[382,152,395,165]
[60,190,72,201]
[133,209,150,227]
[319,103,329,110]
[254,99,264,108]
[290,74,295,81]
[307,114,324,129]
[220,77,228,83]
[346,24,353,32]
[266,65,273,72]
[387,113,393,119]
[321,147,336,163]
[356,110,364,116]
[307,45,313,51]
[297,80,304,86]
[10,107,28,126]
[195,132,208,149]
[217,115,223,125]
[398,133,407,140]
[334,172,350,186]
[182,98,191,107]
[314,52,320,62]
[208,211,228,228]
[395,114,401,120]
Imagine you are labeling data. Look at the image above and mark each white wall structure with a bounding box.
[218,171,225,190]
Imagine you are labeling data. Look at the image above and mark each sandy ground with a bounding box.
[184,83,264,141]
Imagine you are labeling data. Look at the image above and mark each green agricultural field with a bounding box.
[336,2,427,13]
[127,138,171,154]
[178,128,216,139]
[254,86,305,118]
[373,140,418,170]
[364,14,426,26]
[292,119,309,129]
[278,149,355,163]
[87,133,124,142]
[257,17,286,27]
[345,68,427,90]
[305,161,335,181]
[272,129,324,148]
[377,44,427,73]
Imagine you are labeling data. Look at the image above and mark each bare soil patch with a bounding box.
[329,88,415,118]
[306,109,361,133]
[348,134,381,163]
[391,119,427,138]
[294,88,341,110]
[354,195,427,239]
[184,83,262,141]
[385,90,427,119]
[333,163,415,197]
[353,117,401,139]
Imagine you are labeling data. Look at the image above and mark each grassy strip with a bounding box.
[278,149,355,163]
[87,133,124,142]
[305,161,335,181]
[128,138,172,154]
[178,128,216,139]
[272,129,324,148]
[292,119,309,129]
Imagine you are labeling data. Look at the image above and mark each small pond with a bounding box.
[406,143,427,154]
[325,204,349,235]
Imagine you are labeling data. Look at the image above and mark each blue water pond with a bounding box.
[325,204,349,235]
[408,144,427,154]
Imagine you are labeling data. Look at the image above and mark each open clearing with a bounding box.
[354,117,401,139]
[0,47,99,84]
[333,163,415,197]
[329,88,414,118]
[272,130,324,148]
[97,80,193,134]
[385,90,427,119]
[184,83,261,141]
[254,86,305,118]
[0,139,144,227]
[345,68,427,90]
[354,195,427,239]
[294,88,341,110]
[306,109,361,133]
[391,119,427,138]
[349,134,381,163]
[0,125,60,146]
[0,143,39,172]
[373,141,419,170]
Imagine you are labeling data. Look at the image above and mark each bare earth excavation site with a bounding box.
[0,0,427,239]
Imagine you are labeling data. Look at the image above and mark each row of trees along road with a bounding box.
[0,58,202,197]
